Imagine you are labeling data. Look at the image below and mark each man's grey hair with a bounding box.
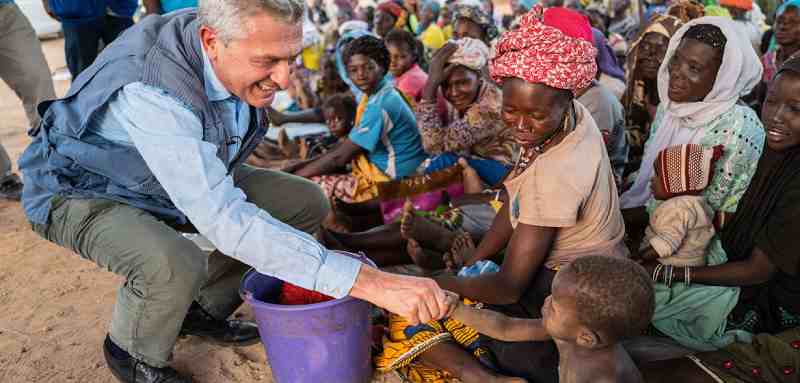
[198,0,305,42]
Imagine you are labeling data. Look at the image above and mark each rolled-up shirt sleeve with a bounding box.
[114,83,362,298]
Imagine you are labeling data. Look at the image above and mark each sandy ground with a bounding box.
[0,37,407,383]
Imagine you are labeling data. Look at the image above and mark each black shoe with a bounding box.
[103,336,192,383]
[0,175,22,201]
[179,302,260,346]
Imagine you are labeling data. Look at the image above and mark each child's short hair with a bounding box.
[655,144,724,198]
[322,93,357,123]
[384,29,422,63]
[562,256,655,341]
[342,35,391,74]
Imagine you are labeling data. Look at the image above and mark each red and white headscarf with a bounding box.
[655,144,724,197]
[489,5,597,94]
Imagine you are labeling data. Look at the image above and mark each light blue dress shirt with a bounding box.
[83,48,362,298]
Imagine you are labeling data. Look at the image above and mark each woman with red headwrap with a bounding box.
[375,0,418,37]
[373,7,627,383]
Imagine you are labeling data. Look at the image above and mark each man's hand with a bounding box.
[443,290,460,317]
[349,265,452,325]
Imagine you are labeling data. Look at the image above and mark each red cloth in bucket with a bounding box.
[279,282,335,305]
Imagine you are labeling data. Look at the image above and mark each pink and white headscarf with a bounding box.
[489,5,597,94]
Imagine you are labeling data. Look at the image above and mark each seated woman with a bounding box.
[621,19,766,351]
[289,36,427,205]
[373,8,627,383]
[417,0,446,51]
[622,15,687,177]
[578,30,629,187]
[640,55,800,383]
[591,27,626,100]
[761,0,800,83]
[450,4,499,47]
[417,37,514,187]
[385,29,429,104]
[374,0,416,37]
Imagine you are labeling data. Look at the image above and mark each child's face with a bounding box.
[541,271,584,342]
[323,106,351,138]
[650,166,671,201]
[387,42,416,78]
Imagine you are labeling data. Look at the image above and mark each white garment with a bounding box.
[641,195,715,267]
[620,16,763,209]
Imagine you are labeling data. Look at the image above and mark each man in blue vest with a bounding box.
[19,1,451,382]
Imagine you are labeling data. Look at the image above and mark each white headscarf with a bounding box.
[620,16,763,209]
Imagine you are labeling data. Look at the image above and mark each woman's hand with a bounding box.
[428,43,459,84]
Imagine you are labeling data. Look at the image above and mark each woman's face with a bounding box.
[637,32,670,81]
[374,10,397,37]
[762,71,800,152]
[421,4,438,26]
[347,53,385,94]
[453,18,487,44]
[443,65,482,114]
[502,78,572,146]
[387,41,416,77]
[775,7,800,47]
[667,38,723,103]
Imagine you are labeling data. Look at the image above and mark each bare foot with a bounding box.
[406,238,446,271]
[399,200,452,253]
[458,158,483,193]
[444,231,474,271]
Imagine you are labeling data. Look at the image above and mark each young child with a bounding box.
[445,255,655,383]
[279,92,357,160]
[638,144,723,268]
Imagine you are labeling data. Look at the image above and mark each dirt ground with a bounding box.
[0,37,406,383]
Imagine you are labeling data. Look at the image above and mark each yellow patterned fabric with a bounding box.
[374,300,495,383]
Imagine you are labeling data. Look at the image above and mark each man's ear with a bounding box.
[575,327,602,349]
[199,25,220,61]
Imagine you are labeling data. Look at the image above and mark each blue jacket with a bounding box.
[19,10,267,225]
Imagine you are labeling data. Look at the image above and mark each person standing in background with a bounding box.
[143,0,198,15]
[0,0,56,201]
[43,0,137,78]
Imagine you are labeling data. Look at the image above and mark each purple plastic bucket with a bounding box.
[240,251,374,383]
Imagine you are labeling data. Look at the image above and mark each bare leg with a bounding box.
[418,342,527,383]
[399,200,457,253]
[329,222,406,250]
[332,197,384,231]
[459,158,484,194]
[406,239,447,271]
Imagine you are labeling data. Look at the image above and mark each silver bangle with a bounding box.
[685,266,691,287]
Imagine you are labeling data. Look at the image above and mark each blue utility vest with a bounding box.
[19,10,268,225]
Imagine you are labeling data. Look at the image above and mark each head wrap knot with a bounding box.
[489,5,597,93]
[448,37,490,71]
